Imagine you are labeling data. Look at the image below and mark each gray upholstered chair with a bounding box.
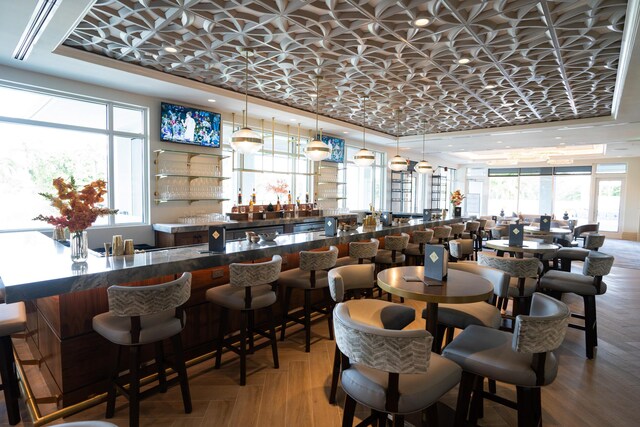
[478,252,541,317]
[92,273,192,427]
[430,225,452,244]
[490,225,509,240]
[450,223,465,239]
[207,255,282,385]
[555,246,590,271]
[405,229,434,265]
[539,252,614,358]
[0,302,26,425]
[449,238,475,261]
[443,292,570,427]
[375,233,410,268]
[327,264,416,404]
[333,302,461,426]
[584,233,605,251]
[572,223,599,246]
[462,220,480,239]
[279,246,338,352]
[425,262,510,349]
[334,238,379,267]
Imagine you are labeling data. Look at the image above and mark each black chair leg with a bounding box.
[342,394,357,427]
[516,386,540,427]
[105,345,121,418]
[280,287,293,341]
[325,287,334,341]
[239,311,248,385]
[454,371,475,427]
[170,333,192,413]
[329,344,341,404]
[0,335,21,425]
[267,305,279,369]
[584,295,597,359]
[128,345,141,427]
[469,375,484,423]
[155,341,167,393]
[215,307,228,369]
[392,414,404,426]
[248,310,255,354]
[304,290,312,352]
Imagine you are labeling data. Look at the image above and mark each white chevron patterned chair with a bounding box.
[442,292,570,427]
[279,246,338,352]
[405,229,434,265]
[92,272,192,427]
[449,223,465,239]
[539,252,614,359]
[333,238,379,268]
[207,255,282,385]
[333,302,461,426]
[430,225,452,244]
[327,263,416,404]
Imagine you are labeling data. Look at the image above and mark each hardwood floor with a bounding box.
[2,239,640,426]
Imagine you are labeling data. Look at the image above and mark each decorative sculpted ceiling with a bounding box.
[64,0,627,136]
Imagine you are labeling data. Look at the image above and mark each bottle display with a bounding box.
[252,188,256,203]
[287,190,292,205]
[276,196,281,211]
[237,188,242,205]
[305,192,310,203]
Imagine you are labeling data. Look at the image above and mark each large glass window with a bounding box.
[488,176,519,216]
[553,175,591,225]
[344,147,386,210]
[0,84,147,231]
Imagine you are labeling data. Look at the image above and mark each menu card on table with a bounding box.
[208,226,226,252]
[424,244,448,281]
[325,217,337,237]
[539,215,552,232]
[508,224,524,247]
[381,212,392,227]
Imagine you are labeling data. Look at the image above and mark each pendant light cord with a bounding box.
[244,51,248,128]
[362,97,367,149]
[315,76,319,136]
[422,121,426,159]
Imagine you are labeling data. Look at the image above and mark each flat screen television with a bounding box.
[160,102,221,147]
[317,134,345,163]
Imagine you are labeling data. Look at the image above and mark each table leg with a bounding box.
[425,302,439,352]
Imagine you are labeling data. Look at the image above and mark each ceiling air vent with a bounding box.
[13,0,60,61]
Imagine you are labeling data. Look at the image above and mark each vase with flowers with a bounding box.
[34,177,118,263]
[450,189,465,218]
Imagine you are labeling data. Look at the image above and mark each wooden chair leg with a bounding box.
[128,345,141,427]
[444,326,455,347]
[454,371,475,426]
[155,341,167,393]
[329,344,341,404]
[469,375,484,423]
[304,289,312,352]
[424,403,439,427]
[170,333,192,413]
[342,394,357,427]
[215,307,228,369]
[392,414,404,426]
[248,310,255,354]
[239,311,248,385]
[280,287,293,341]
[267,305,279,369]
[0,335,21,425]
[325,287,335,341]
[105,345,121,418]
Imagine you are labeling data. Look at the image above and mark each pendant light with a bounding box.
[230,49,263,154]
[305,75,331,161]
[353,96,375,166]
[388,109,408,172]
[414,120,433,174]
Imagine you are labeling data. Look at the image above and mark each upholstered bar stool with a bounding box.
[430,225,452,244]
[539,252,614,358]
[584,233,605,251]
[478,252,541,317]
[0,302,26,425]
[449,238,475,261]
[334,302,461,426]
[92,273,192,427]
[450,223,465,239]
[443,293,569,427]
[405,229,433,265]
[555,247,590,271]
[572,223,599,246]
[375,233,409,300]
[279,246,338,352]
[206,255,282,385]
[334,238,379,268]
[327,264,416,404]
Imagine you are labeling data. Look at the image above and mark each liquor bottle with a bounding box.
[276,196,281,211]
[305,192,310,203]
[251,188,256,203]
[296,194,300,207]
[232,203,238,213]
[287,190,292,205]
[237,188,242,205]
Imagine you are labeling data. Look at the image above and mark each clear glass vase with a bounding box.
[70,230,88,263]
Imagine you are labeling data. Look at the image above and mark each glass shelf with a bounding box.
[154,149,229,159]
[154,198,229,205]
[233,167,317,176]
[318,197,346,200]
[155,174,229,180]
[318,181,346,185]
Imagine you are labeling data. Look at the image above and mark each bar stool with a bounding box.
[334,238,379,268]
[584,233,605,251]
[0,302,26,425]
[405,229,434,265]
[92,273,192,427]
[449,238,475,261]
[450,223,465,239]
[430,225,452,244]
[462,220,482,256]
[279,246,338,352]
[206,255,282,385]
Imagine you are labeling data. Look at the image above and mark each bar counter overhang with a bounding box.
[0,217,464,408]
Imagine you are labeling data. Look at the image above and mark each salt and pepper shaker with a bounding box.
[124,239,134,255]
[112,235,124,256]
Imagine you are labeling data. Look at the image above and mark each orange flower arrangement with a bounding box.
[265,179,289,196]
[450,189,465,206]
[34,177,118,232]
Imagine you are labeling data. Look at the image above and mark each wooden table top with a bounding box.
[523,226,572,236]
[485,239,560,254]
[376,266,493,304]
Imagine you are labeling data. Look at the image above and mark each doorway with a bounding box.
[594,178,623,232]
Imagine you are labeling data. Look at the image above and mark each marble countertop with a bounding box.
[153,214,357,233]
[0,217,463,303]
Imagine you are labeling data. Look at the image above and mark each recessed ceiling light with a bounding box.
[484,84,496,89]
[413,18,430,27]
[290,118,296,122]
[554,136,562,140]
[343,131,349,134]
[457,58,471,65]
[505,146,511,148]
[496,140,503,144]
[447,144,453,147]
[163,46,178,53]
[559,142,566,145]
[207,99,216,103]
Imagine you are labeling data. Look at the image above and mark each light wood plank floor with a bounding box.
[3,239,640,426]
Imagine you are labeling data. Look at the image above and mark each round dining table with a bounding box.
[377,266,493,351]
[485,239,560,259]
[523,226,572,238]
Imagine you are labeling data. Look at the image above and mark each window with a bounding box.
[0,84,147,231]
[596,163,627,174]
[344,147,386,210]
[553,175,590,225]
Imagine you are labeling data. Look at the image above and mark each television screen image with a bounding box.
[161,102,221,147]
[318,134,345,163]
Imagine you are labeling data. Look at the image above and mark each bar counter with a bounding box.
[0,217,464,407]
